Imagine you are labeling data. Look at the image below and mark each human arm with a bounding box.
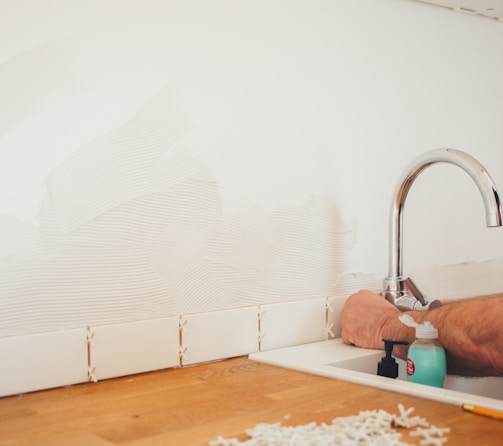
[341,289,503,376]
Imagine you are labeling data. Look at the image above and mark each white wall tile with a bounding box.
[0,329,88,397]
[327,295,345,339]
[259,298,327,351]
[90,317,180,381]
[180,307,258,366]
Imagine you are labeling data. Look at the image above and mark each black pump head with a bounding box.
[377,339,409,379]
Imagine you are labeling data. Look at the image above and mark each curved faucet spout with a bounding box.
[384,148,503,310]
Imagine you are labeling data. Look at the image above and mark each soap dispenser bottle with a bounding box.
[399,315,446,388]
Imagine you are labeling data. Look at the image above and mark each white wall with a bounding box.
[1,0,503,337]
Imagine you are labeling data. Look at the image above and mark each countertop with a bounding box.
[0,357,501,445]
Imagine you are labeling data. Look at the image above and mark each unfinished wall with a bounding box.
[1,0,503,394]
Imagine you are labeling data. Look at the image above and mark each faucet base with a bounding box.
[383,276,430,310]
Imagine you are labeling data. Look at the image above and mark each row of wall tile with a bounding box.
[0,297,343,397]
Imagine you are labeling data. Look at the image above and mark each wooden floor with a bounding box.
[0,357,501,445]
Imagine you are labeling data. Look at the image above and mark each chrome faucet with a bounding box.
[383,148,503,310]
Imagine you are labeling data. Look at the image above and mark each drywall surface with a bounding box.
[1,0,503,337]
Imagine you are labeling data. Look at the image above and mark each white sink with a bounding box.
[249,338,503,412]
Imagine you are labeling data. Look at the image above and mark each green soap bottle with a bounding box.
[406,321,446,388]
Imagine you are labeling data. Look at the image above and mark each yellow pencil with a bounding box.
[462,403,503,421]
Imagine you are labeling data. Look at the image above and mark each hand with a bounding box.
[341,289,400,350]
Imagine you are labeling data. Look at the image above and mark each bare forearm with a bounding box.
[380,295,503,376]
[342,290,503,376]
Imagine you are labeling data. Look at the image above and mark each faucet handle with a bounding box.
[395,295,431,311]
[401,277,427,306]
[383,276,440,311]
[394,295,442,311]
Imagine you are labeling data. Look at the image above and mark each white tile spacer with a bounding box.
[325,297,335,313]
[86,326,95,347]
[179,346,188,363]
[87,366,98,383]
[325,323,335,338]
[179,315,189,334]
[86,326,97,382]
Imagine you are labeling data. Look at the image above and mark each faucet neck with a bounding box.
[385,148,503,306]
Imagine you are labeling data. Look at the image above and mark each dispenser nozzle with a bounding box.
[377,339,410,379]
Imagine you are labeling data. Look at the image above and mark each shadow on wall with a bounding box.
[0,87,357,337]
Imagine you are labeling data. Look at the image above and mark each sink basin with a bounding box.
[249,338,503,412]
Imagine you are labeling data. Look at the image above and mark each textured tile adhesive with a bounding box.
[0,85,356,337]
